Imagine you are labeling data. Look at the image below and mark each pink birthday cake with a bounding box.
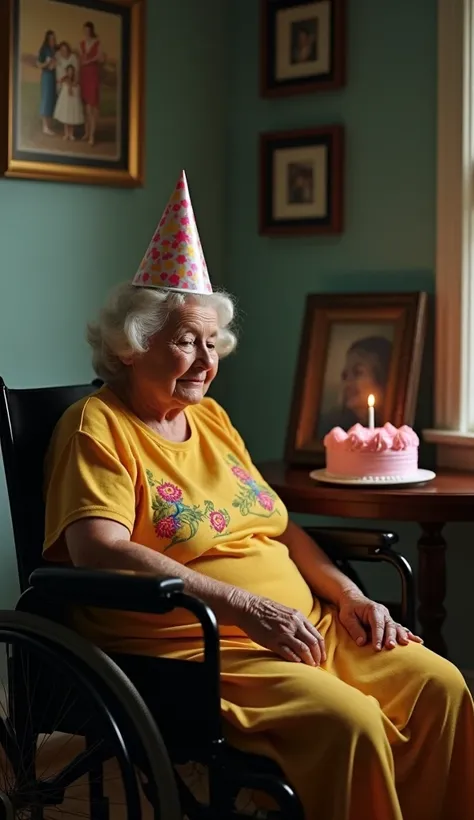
[323,423,419,481]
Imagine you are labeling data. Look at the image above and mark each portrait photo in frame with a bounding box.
[260,0,346,97]
[0,0,145,187]
[259,126,344,236]
[285,293,428,466]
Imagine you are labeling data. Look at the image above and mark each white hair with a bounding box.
[87,282,237,383]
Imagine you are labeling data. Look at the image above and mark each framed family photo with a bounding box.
[0,0,145,187]
[260,0,346,97]
[285,293,428,466]
[259,126,344,236]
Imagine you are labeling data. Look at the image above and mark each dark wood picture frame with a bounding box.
[260,0,346,98]
[0,0,145,187]
[285,292,428,466]
[259,125,344,236]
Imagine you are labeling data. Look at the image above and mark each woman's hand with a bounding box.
[234,594,326,666]
[338,593,422,651]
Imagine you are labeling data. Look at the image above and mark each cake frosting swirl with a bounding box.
[323,423,419,480]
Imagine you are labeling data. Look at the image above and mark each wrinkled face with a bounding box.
[128,302,219,409]
[341,349,381,414]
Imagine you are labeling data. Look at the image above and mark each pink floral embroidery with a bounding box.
[231,465,251,482]
[257,492,274,511]
[227,455,279,519]
[155,516,179,538]
[209,510,227,533]
[147,469,230,547]
[157,482,183,502]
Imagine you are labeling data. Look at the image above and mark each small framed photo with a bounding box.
[285,293,428,466]
[0,0,145,187]
[259,125,344,236]
[260,0,346,98]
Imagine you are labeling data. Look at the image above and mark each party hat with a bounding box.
[132,171,212,294]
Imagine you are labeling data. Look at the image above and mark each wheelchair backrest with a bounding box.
[0,377,100,590]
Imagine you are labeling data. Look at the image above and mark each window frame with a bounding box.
[423,0,474,469]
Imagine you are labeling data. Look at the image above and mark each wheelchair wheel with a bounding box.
[0,610,181,820]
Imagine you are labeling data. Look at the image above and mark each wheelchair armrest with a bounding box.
[27,566,221,676]
[304,527,416,631]
[29,566,184,613]
[303,527,398,559]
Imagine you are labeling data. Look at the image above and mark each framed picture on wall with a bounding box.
[259,125,344,236]
[260,0,346,97]
[0,0,145,187]
[285,293,428,466]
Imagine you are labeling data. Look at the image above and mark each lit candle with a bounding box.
[368,394,375,429]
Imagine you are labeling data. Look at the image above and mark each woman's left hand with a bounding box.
[338,593,423,651]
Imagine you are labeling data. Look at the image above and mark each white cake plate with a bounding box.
[309,468,436,488]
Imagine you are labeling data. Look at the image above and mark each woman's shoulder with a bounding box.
[54,387,128,445]
[191,397,232,429]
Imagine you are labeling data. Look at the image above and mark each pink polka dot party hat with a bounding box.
[132,170,213,294]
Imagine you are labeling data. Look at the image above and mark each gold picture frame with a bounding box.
[0,0,145,187]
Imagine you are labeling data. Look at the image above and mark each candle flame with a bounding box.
[368,394,375,408]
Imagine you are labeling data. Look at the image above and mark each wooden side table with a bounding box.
[259,464,474,657]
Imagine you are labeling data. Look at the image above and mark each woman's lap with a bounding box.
[216,608,473,820]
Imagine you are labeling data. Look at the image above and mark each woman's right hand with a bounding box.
[233,594,326,666]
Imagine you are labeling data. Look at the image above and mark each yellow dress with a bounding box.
[44,387,474,820]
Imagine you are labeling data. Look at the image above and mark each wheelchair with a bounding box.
[0,377,416,819]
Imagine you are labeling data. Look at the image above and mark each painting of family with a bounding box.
[38,23,103,146]
[17,0,123,163]
[0,0,145,184]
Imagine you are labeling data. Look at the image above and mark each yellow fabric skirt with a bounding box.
[160,600,474,820]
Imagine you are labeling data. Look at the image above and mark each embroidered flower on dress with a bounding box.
[147,470,230,547]
[257,492,274,511]
[155,516,179,538]
[231,465,251,482]
[227,455,279,519]
[209,510,227,533]
[157,482,183,502]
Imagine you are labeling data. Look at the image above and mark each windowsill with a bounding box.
[423,429,474,447]
[423,429,474,471]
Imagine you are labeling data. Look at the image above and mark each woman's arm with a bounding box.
[65,517,326,666]
[66,517,248,623]
[276,519,363,606]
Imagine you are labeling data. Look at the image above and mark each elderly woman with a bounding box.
[44,173,474,820]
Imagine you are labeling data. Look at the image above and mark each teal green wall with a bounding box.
[221,0,436,457]
[0,0,228,607]
[220,0,474,671]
